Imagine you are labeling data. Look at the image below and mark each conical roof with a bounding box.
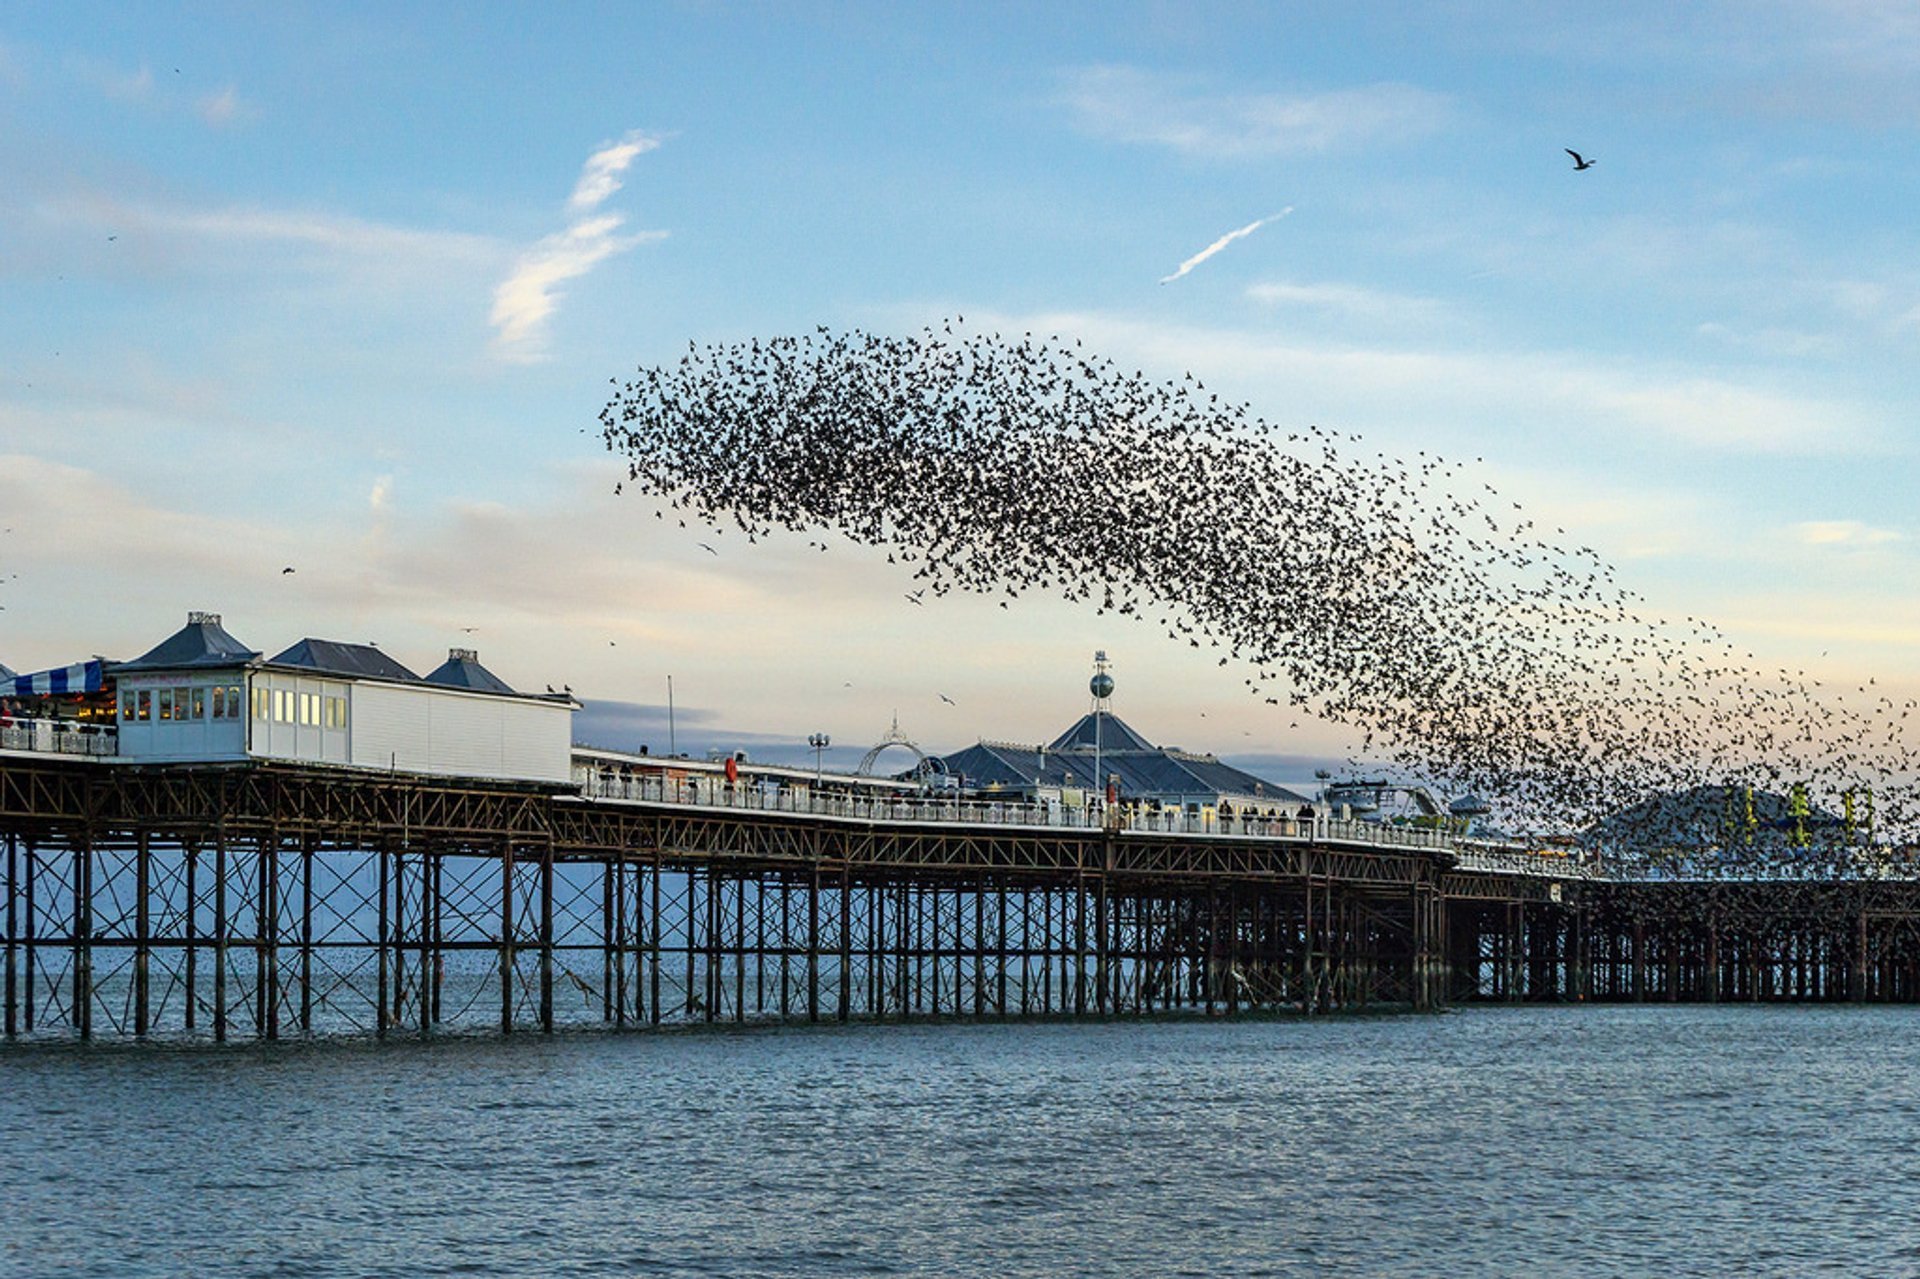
[1046,710,1157,753]
[115,612,259,671]
[423,648,515,695]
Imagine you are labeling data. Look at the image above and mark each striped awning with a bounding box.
[9,660,107,697]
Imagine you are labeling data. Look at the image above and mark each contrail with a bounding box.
[1159,208,1292,284]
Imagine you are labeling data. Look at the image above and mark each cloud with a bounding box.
[920,306,1879,458]
[1059,65,1447,159]
[88,60,154,103]
[1794,520,1903,548]
[87,198,502,263]
[569,131,662,212]
[198,86,242,125]
[1160,209,1290,284]
[490,133,667,363]
[1695,321,1839,359]
[1246,279,1447,327]
[490,216,665,361]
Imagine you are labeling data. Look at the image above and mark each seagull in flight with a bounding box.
[1565,148,1596,171]
[938,693,956,705]
[697,542,718,555]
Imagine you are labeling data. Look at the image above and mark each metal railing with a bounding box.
[574,770,1466,855]
[1449,845,1605,880]
[0,719,118,757]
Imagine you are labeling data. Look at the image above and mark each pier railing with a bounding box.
[0,719,117,757]
[575,770,1478,857]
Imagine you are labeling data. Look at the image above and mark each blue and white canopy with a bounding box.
[9,660,107,697]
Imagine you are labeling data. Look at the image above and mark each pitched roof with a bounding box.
[940,736,1311,807]
[1047,710,1157,753]
[0,662,13,681]
[115,612,260,672]
[268,638,420,682]
[423,649,516,695]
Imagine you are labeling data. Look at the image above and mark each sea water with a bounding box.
[2,1005,1917,1277]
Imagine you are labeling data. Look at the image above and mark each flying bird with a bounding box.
[595,318,1919,869]
[1565,149,1595,170]
[281,566,295,575]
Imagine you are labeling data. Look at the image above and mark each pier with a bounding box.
[5,747,1917,1043]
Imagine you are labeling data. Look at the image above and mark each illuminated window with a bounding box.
[158,689,174,721]
[254,687,269,720]
[189,688,205,719]
[274,689,292,723]
[121,693,135,721]
[325,696,347,729]
[300,692,319,726]
[136,690,152,722]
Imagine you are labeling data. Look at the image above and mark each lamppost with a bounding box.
[1090,651,1113,819]
[808,732,830,786]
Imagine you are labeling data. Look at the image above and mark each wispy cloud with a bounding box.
[937,307,1879,458]
[570,130,662,212]
[1246,278,1446,326]
[1160,209,1290,284]
[1795,519,1902,548]
[491,132,667,363]
[63,55,243,128]
[47,193,504,284]
[198,86,242,126]
[1059,65,1446,159]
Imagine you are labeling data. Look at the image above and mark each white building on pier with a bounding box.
[112,612,576,784]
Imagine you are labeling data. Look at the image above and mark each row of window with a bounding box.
[251,687,348,728]
[121,685,244,722]
[120,685,348,729]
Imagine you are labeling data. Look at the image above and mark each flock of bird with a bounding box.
[599,323,1915,873]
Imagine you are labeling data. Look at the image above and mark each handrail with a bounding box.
[0,720,118,757]
[570,770,1517,863]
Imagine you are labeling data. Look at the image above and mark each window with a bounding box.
[158,689,174,721]
[189,688,205,720]
[136,690,152,722]
[275,689,293,723]
[325,696,348,730]
[299,692,319,726]
[253,686,270,721]
[213,685,244,720]
[121,693,135,721]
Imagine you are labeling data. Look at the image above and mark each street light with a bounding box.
[808,732,831,786]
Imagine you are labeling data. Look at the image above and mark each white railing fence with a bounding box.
[575,770,1476,858]
[0,719,117,757]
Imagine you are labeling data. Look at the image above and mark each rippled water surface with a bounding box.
[4,1006,1919,1277]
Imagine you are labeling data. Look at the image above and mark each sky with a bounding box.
[5,1,1920,785]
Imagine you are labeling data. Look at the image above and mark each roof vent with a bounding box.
[188,611,221,627]
[449,647,478,662]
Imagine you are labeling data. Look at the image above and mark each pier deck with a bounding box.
[2,753,1915,1041]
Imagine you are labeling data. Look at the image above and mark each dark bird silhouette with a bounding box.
[1565,148,1595,170]
[594,319,1917,870]
[281,566,295,575]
